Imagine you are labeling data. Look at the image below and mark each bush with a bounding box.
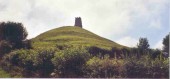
[88,46,124,59]
[148,55,169,78]
[12,49,37,77]
[124,56,146,78]
[124,55,169,78]
[0,49,37,77]
[0,52,16,72]
[0,48,57,77]
[88,46,110,57]
[150,49,162,59]
[22,40,32,49]
[0,40,12,57]
[52,47,91,77]
[85,55,125,78]
[0,51,24,77]
[35,50,55,77]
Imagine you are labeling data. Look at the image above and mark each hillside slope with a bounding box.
[32,26,127,50]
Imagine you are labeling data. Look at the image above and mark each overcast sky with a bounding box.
[0,0,169,49]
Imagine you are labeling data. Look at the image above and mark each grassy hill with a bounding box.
[32,26,127,50]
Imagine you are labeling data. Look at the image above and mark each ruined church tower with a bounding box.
[74,17,82,28]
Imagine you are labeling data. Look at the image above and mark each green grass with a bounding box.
[32,26,127,50]
[0,68,11,78]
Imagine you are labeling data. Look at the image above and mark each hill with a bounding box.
[32,26,127,50]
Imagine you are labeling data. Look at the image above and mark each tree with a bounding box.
[137,38,150,53]
[0,22,28,49]
[163,34,169,54]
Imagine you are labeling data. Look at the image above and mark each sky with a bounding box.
[0,0,169,49]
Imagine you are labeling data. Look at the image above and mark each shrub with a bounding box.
[85,55,125,78]
[22,40,32,49]
[124,56,146,78]
[0,51,24,77]
[149,57,169,78]
[0,40,12,57]
[35,50,55,77]
[150,49,162,59]
[0,49,37,77]
[52,47,91,77]
[0,52,16,72]
[88,46,123,58]
[124,55,169,78]
[12,49,56,77]
[12,49,37,77]
[88,46,110,56]
[0,49,57,77]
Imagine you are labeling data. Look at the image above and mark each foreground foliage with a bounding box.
[0,46,168,78]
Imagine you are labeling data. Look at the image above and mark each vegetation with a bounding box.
[0,68,11,77]
[0,40,12,57]
[85,55,125,78]
[52,47,91,77]
[163,34,169,55]
[0,22,28,49]
[137,38,150,52]
[124,55,169,78]
[0,25,169,78]
[0,22,31,78]
[32,26,126,50]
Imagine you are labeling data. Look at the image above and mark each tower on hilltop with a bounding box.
[74,17,82,28]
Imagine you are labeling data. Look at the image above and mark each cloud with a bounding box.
[1,0,134,38]
[153,40,163,49]
[149,19,162,29]
[0,0,168,48]
[0,0,70,38]
[116,36,138,47]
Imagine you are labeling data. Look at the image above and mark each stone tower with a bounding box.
[74,17,82,28]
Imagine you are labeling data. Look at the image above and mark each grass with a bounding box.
[32,26,127,50]
[0,68,11,78]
